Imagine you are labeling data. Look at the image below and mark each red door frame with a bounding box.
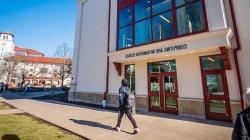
[148,72,179,115]
[200,55,232,122]
[148,73,161,112]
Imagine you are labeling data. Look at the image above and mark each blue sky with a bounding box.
[0,0,76,57]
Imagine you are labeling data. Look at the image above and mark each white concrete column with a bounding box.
[70,0,87,93]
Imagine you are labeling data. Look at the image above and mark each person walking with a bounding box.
[114,79,140,134]
[0,83,3,92]
[232,88,250,140]
[4,83,8,92]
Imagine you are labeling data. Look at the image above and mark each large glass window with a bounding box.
[176,1,206,35]
[134,0,151,21]
[152,0,172,15]
[201,55,224,70]
[152,12,173,41]
[118,5,133,49]
[117,0,207,50]
[148,60,176,73]
[119,6,132,27]
[118,26,132,49]
[135,19,152,45]
[175,0,196,7]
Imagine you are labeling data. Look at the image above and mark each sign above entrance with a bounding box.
[125,44,188,59]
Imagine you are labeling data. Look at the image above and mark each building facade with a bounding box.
[69,0,250,122]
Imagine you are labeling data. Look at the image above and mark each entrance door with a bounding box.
[201,55,231,122]
[162,72,178,114]
[148,60,178,114]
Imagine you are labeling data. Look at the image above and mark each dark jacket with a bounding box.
[232,108,250,140]
[118,86,129,108]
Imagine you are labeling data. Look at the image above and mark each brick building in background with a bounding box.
[0,32,72,87]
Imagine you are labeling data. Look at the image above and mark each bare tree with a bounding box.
[53,43,72,87]
[17,68,29,88]
[0,56,22,84]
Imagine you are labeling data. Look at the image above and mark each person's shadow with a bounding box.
[69,119,134,134]
[1,134,21,140]
[70,119,114,130]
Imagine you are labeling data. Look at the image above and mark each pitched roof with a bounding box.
[14,46,44,56]
[14,55,72,65]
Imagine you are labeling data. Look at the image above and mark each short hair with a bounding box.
[121,79,128,86]
[244,88,250,107]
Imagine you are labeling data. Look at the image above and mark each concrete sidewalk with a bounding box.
[2,98,233,140]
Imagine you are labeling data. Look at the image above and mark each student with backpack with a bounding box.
[114,79,140,134]
[232,88,250,140]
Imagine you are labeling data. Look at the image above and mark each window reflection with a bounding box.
[164,76,176,93]
[151,96,160,107]
[176,1,205,35]
[152,12,173,41]
[125,65,135,92]
[148,60,176,73]
[201,56,224,70]
[175,0,196,7]
[150,77,159,92]
[117,0,206,50]
[135,0,151,21]
[210,100,226,114]
[118,26,132,49]
[152,0,172,15]
[135,19,152,45]
[206,74,224,95]
[119,6,132,27]
[166,96,177,108]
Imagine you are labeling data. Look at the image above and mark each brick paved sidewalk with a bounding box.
[2,97,233,140]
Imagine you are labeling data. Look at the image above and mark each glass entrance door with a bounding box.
[201,55,231,122]
[162,73,178,114]
[148,74,161,111]
[148,60,178,114]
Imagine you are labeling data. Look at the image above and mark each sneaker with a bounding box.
[113,127,121,132]
[133,128,140,134]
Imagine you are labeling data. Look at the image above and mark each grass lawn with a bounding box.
[0,114,83,140]
[0,102,13,110]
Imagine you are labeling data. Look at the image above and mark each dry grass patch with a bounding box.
[0,114,85,140]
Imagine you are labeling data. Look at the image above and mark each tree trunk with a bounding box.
[61,65,65,87]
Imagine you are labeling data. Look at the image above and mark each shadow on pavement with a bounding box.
[0,91,61,100]
[40,100,119,113]
[69,119,134,135]
[70,119,114,130]
[1,92,30,100]
[1,134,21,140]
[48,100,233,128]
[138,111,233,128]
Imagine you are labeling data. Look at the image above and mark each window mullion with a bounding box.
[172,0,177,37]
[150,0,153,44]
[132,0,135,48]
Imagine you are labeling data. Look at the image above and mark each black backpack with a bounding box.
[233,113,250,140]
[240,114,250,140]
[122,87,135,109]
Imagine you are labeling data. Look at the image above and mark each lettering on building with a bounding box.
[125,44,188,58]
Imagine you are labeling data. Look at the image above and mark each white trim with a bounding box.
[178,97,204,102]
